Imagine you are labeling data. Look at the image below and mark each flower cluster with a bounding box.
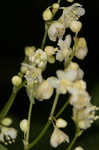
[7,0,98,149]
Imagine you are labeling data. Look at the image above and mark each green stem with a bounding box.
[50,93,59,117]
[41,0,61,49]
[41,26,49,49]
[28,95,70,150]
[66,123,80,150]
[58,0,61,3]
[65,37,78,68]
[28,121,51,149]
[24,100,34,150]
[55,98,70,118]
[0,81,26,121]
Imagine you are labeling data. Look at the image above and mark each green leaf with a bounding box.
[0,144,8,150]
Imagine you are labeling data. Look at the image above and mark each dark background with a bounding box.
[0,0,99,150]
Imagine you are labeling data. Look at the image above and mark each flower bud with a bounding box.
[52,3,60,14]
[20,119,28,133]
[43,8,53,21]
[36,80,54,100]
[11,75,22,86]
[25,46,35,57]
[67,0,74,2]
[70,21,82,33]
[48,56,55,64]
[1,118,12,126]
[75,38,88,60]
[56,118,67,128]
[20,66,28,74]
[74,146,84,150]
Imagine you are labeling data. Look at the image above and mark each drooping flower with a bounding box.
[50,127,69,148]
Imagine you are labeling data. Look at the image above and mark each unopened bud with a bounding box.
[20,119,28,133]
[74,146,84,150]
[52,3,60,14]
[70,21,82,33]
[67,0,74,2]
[56,118,67,128]
[1,118,12,126]
[11,75,22,86]
[25,46,35,57]
[43,8,53,21]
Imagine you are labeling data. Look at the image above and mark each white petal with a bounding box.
[56,70,66,80]
[4,128,17,139]
[64,70,78,81]
[56,51,64,62]
[64,34,72,48]
[47,77,59,88]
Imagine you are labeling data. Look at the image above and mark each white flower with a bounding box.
[0,118,17,144]
[48,62,82,94]
[47,67,78,94]
[48,22,65,41]
[70,91,91,109]
[36,80,54,100]
[65,62,84,80]
[56,118,67,128]
[3,128,17,140]
[75,38,88,60]
[50,128,69,148]
[73,104,99,129]
[29,49,47,69]
[45,46,57,56]
[56,35,72,62]
[59,3,85,29]
[68,80,86,95]
[25,67,42,86]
